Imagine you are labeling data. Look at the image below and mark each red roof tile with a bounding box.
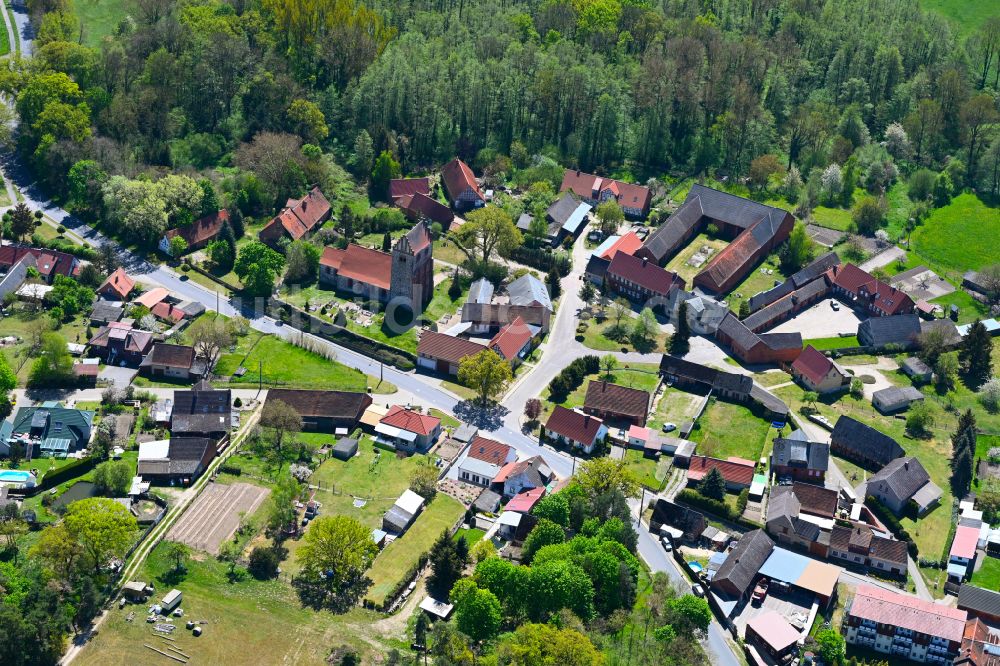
[467,436,513,465]
[337,244,392,290]
[600,231,643,260]
[260,187,330,242]
[320,247,345,270]
[505,487,546,513]
[417,331,486,365]
[792,345,837,386]
[151,301,186,323]
[0,246,77,278]
[441,159,484,203]
[488,316,533,360]
[849,585,967,643]
[397,192,455,226]
[560,170,651,212]
[686,455,754,486]
[165,209,229,248]
[98,267,134,300]
[389,178,430,200]
[144,343,195,368]
[583,380,650,422]
[951,525,979,560]
[73,363,100,376]
[831,263,876,294]
[380,405,440,436]
[607,251,683,297]
[544,405,605,445]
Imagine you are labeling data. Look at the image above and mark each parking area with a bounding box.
[733,584,815,636]
[889,266,955,301]
[805,225,845,248]
[769,299,863,338]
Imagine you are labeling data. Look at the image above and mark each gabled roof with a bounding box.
[466,278,494,305]
[559,170,651,212]
[441,159,484,203]
[320,246,345,269]
[389,178,430,201]
[381,405,440,436]
[829,525,907,565]
[773,482,838,518]
[507,274,552,311]
[397,192,454,226]
[0,246,78,278]
[505,487,545,513]
[494,455,552,488]
[489,316,532,360]
[600,231,643,260]
[417,331,486,364]
[151,301,186,323]
[830,416,904,467]
[265,389,372,420]
[544,405,605,445]
[792,346,843,386]
[98,268,134,300]
[466,436,513,465]
[696,209,793,292]
[336,244,392,290]
[260,186,330,241]
[771,434,829,473]
[858,314,921,347]
[659,355,753,396]
[399,221,432,255]
[90,300,123,324]
[583,380,650,422]
[712,529,774,597]
[607,251,683,297]
[134,287,169,309]
[547,193,583,227]
[88,324,154,353]
[958,584,1000,618]
[164,209,229,248]
[143,343,195,369]
[864,456,932,503]
[687,455,755,486]
[172,384,231,434]
[831,263,876,293]
[849,585,967,643]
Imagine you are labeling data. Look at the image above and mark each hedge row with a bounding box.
[34,457,99,493]
[511,246,571,277]
[30,234,100,261]
[547,355,600,402]
[676,489,739,522]
[866,496,919,558]
[368,552,430,612]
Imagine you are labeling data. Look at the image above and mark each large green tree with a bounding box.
[234,241,286,296]
[63,498,137,572]
[458,349,513,404]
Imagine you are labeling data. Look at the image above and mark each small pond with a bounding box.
[51,481,98,511]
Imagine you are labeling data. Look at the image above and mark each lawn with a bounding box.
[578,319,665,354]
[72,0,131,47]
[728,252,789,303]
[432,238,470,266]
[365,493,465,606]
[919,0,997,35]
[622,448,669,491]
[929,289,989,324]
[810,205,854,231]
[912,193,1000,277]
[687,398,772,461]
[803,335,860,351]
[306,437,427,530]
[74,542,397,666]
[214,331,395,393]
[0,308,90,384]
[664,233,728,283]
[648,386,705,431]
[454,526,485,544]
[971,554,1000,589]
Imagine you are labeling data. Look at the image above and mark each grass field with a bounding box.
[578,318,665,354]
[913,193,1000,275]
[919,0,997,35]
[971,553,1000,589]
[0,307,90,384]
[365,493,465,606]
[541,364,661,420]
[75,542,397,666]
[664,233,728,283]
[214,332,395,393]
[930,288,990,324]
[648,385,704,431]
[622,448,669,491]
[73,0,131,47]
[803,335,860,351]
[687,398,772,461]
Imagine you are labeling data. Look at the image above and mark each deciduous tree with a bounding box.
[187,317,233,377]
[234,241,285,296]
[63,498,137,572]
[457,349,513,404]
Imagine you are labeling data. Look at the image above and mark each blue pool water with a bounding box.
[0,470,33,483]
[688,562,704,573]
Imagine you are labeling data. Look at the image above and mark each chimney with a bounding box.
[642,257,648,267]
[584,415,591,428]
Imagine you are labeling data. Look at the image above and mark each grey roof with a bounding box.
[790,252,840,288]
[771,436,829,472]
[172,386,232,435]
[452,424,478,443]
[920,318,962,345]
[516,213,533,231]
[333,438,358,456]
[767,486,801,522]
[758,332,802,351]
[467,278,494,305]
[659,355,752,396]
[911,480,943,510]
[958,584,1000,617]
[718,313,758,351]
[585,254,611,282]
[744,277,832,332]
[507,274,552,311]
[831,416,903,467]
[862,456,933,505]
[901,357,932,377]
[546,193,582,227]
[90,300,124,324]
[640,195,704,263]
[858,314,921,348]
[749,384,789,417]
[473,489,502,513]
[165,437,213,475]
[872,386,924,411]
[11,405,95,450]
[712,529,774,597]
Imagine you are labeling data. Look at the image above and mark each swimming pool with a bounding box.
[0,470,37,487]
[688,562,704,573]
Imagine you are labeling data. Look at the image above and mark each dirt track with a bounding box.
[165,482,270,555]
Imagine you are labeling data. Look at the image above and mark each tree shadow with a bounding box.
[157,566,188,587]
[453,400,509,430]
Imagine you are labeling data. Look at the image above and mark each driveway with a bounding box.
[97,366,138,389]
[860,246,906,273]
[770,300,863,338]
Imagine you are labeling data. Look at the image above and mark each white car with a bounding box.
[662,422,677,433]
[661,536,673,552]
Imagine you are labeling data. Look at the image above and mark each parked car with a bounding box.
[830,300,840,310]
[751,579,769,605]
[661,536,673,552]
[662,422,677,433]
[691,584,705,597]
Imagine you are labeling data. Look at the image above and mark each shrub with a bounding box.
[248,545,282,580]
[867,496,918,557]
[676,489,736,521]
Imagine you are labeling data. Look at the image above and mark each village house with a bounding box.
[742,276,832,333]
[171,381,232,441]
[843,585,966,663]
[714,312,803,365]
[543,193,592,246]
[637,185,794,294]
[97,267,135,301]
[830,263,916,317]
[505,487,546,514]
[747,251,840,314]
[667,291,729,336]
[137,437,217,484]
[710,529,774,602]
[88,322,154,367]
[441,158,485,211]
[830,416,904,469]
[949,524,979,584]
[388,177,430,201]
[416,332,487,375]
[686,455,755,491]
[856,456,942,516]
[383,489,425,534]
[745,611,801,664]
[264,389,373,433]
[89,300,123,327]
[857,313,922,349]
[461,274,553,335]
[396,192,455,228]
[650,499,707,544]
[486,317,536,367]
[258,186,331,245]
[791,345,850,394]
[582,380,650,426]
[770,430,829,483]
[457,436,515,487]
[872,386,925,414]
[159,209,229,256]
[493,455,553,498]
[0,246,80,283]
[765,486,831,556]
[958,585,1000,625]
[559,170,652,218]
[318,222,434,312]
[8,403,95,457]
[376,406,441,452]
[828,524,907,578]
[605,252,685,306]
[543,406,608,455]
[901,357,933,383]
[139,343,203,381]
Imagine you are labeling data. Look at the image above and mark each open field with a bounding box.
[622,448,669,491]
[365,493,465,606]
[971,554,1000,589]
[913,194,1000,275]
[214,332,394,393]
[72,0,131,46]
[919,0,997,35]
[648,385,704,431]
[687,398,773,461]
[803,335,860,351]
[166,482,270,555]
[75,542,397,666]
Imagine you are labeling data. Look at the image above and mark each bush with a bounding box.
[546,355,600,402]
[218,464,242,476]
[676,489,736,521]
[56,225,66,234]
[248,545,282,580]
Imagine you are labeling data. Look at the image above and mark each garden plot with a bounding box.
[166,482,270,555]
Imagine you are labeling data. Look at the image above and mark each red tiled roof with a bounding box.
[488,316,532,360]
[260,187,330,242]
[441,159,484,203]
[467,436,513,465]
[320,247,345,270]
[583,380,650,421]
[417,331,486,365]
[0,246,77,278]
[98,267,134,300]
[164,209,229,248]
[686,455,754,486]
[505,487,545,513]
[145,343,195,369]
[600,231,643,260]
[397,192,455,226]
[151,301,186,323]
[868,279,915,315]
[607,251,683,297]
[389,178,430,200]
[403,221,432,254]
[849,585,967,643]
[380,405,440,436]
[337,244,392,290]
[831,263,876,294]
[134,287,169,309]
[560,170,651,212]
[544,405,604,445]
[792,345,836,386]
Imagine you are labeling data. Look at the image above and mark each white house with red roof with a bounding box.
[829,263,916,317]
[494,456,554,498]
[487,316,535,367]
[97,267,135,301]
[441,158,485,211]
[376,405,442,452]
[790,345,849,394]
[560,170,651,218]
[542,405,608,455]
[457,435,515,487]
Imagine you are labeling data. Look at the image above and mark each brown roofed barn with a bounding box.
[583,380,650,426]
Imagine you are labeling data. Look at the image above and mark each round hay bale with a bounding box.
[186,621,194,630]
[193,626,203,637]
